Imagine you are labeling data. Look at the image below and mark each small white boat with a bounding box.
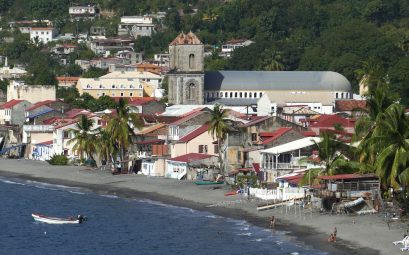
[32,213,85,224]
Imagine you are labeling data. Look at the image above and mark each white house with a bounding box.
[30,27,56,44]
[220,39,254,58]
[69,5,99,20]
[118,16,155,38]
[7,80,56,103]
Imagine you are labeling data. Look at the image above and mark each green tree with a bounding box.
[313,132,345,175]
[106,98,142,173]
[81,67,108,78]
[67,115,97,162]
[207,104,229,176]
[368,104,409,190]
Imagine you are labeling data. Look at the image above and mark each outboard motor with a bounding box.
[77,215,84,223]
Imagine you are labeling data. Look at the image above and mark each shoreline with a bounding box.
[0,159,403,255]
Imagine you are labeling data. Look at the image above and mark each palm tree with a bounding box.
[96,128,117,167]
[106,98,142,173]
[366,104,409,190]
[313,132,345,176]
[355,58,387,96]
[67,114,97,162]
[207,104,229,176]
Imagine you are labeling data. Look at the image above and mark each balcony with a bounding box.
[23,125,54,132]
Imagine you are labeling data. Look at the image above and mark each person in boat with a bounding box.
[77,215,85,223]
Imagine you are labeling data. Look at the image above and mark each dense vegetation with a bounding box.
[0,0,408,102]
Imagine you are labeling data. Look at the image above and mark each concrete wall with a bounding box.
[7,83,56,103]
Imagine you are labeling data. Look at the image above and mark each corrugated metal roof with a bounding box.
[167,153,215,163]
[261,137,322,154]
[27,108,55,119]
[204,71,351,91]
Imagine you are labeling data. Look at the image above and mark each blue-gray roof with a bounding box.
[204,71,351,91]
[27,108,55,119]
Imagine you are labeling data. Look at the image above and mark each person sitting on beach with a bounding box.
[270,216,275,228]
[328,233,336,242]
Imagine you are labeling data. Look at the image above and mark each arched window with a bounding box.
[259,92,262,97]
[112,85,115,89]
[249,92,252,98]
[244,92,247,98]
[254,92,257,98]
[336,92,338,99]
[341,93,344,99]
[239,92,243,98]
[86,84,91,88]
[99,84,103,89]
[189,54,195,69]
[225,92,228,97]
[235,92,238,98]
[230,92,233,98]
[188,83,196,103]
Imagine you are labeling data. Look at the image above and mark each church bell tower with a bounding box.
[168,32,204,105]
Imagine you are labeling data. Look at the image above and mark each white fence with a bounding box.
[250,187,306,201]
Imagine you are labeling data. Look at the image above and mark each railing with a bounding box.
[23,125,54,132]
[250,187,306,201]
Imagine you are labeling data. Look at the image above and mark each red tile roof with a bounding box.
[170,32,202,46]
[318,173,377,180]
[26,100,56,111]
[260,127,292,145]
[168,153,214,163]
[178,124,210,143]
[335,100,367,112]
[56,76,79,82]
[65,108,88,118]
[308,115,355,128]
[0,99,25,109]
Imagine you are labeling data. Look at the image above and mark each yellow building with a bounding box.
[76,71,162,98]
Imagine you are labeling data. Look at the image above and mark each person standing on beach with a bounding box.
[270,216,275,228]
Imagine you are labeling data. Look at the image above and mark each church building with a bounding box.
[167,32,352,108]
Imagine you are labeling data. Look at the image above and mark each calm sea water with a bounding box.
[0,177,328,255]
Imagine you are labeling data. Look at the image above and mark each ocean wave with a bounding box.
[0,178,25,186]
[251,238,262,242]
[100,194,119,199]
[237,232,252,236]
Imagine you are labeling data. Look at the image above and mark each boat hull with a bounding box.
[32,214,80,224]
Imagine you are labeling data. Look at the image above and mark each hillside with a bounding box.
[0,0,408,102]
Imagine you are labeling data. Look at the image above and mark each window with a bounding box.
[130,92,133,97]
[225,92,228,97]
[189,54,195,69]
[235,92,238,98]
[120,92,124,97]
[249,92,252,98]
[336,92,338,98]
[254,92,257,98]
[237,151,241,161]
[102,92,105,96]
[198,145,208,154]
[239,92,243,98]
[139,85,143,89]
[341,93,344,99]
[244,92,248,98]
[112,93,115,96]
[251,133,257,142]
[86,84,91,88]
[214,145,219,154]
[99,84,103,88]
[259,92,263,97]
[112,85,115,89]
[63,131,69,139]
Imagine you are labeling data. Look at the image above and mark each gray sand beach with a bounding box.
[0,158,406,255]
